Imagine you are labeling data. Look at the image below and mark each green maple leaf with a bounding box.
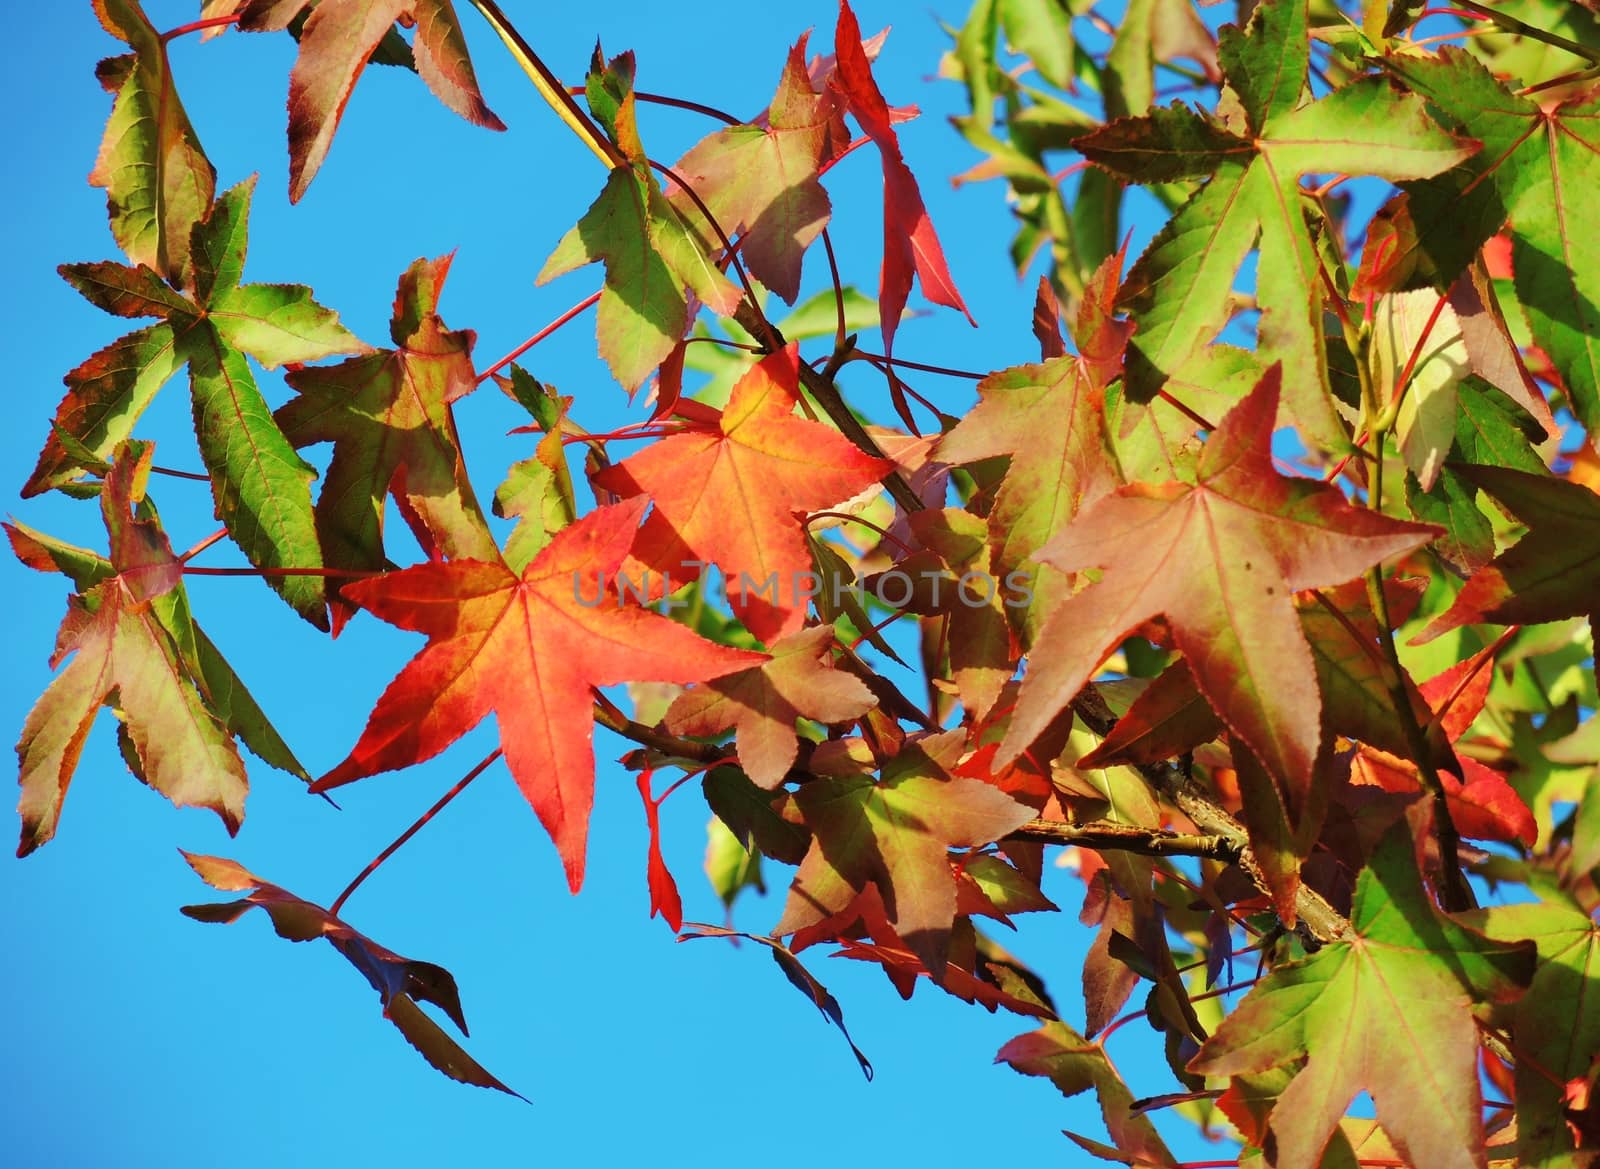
[774,729,1035,978]
[1075,0,1476,450]
[1384,47,1600,444]
[1190,827,1534,1169]
[275,255,500,631]
[28,179,367,628]
[14,444,256,855]
[90,0,216,288]
[1421,466,1600,638]
[1462,901,1600,1168]
[934,248,1129,636]
[9,517,310,791]
[539,53,742,392]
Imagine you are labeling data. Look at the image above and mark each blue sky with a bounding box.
[1,3,1227,1165]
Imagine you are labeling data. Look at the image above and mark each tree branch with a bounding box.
[1069,687,1354,943]
[1006,818,1242,860]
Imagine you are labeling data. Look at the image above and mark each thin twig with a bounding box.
[1454,0,1600,64]
[568,85,742,126]
[328,748,502,918]
[160,13,239,42]
[1006,819,1242,860]
[477,291,601,384]
[178,527,228,564]
[851,349,986,380]
[1069,686,1353,942]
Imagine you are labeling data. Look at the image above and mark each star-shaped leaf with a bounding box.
[1422,466,1600,637]
[226,0,504,201]
[276,255,499,632]
[592,345,890,643]
[670,35,846,303]
[1385,48,1600,437]
[1190,826,1534,1169]
[832,1,973,350]
[999,1021,1177,1168]
[15,443,248,855]
[998,366,1439,802]
[539,55,742,392]
[90,0,216,287]
[1075,0,1476,449]
[30,179,367,628]
[774,729,1035,976]
[934,247,1128,633]
[663,624,876,789]
[309,498,763,890]
[1461,901,1600,1168]
[179,851,520,1096]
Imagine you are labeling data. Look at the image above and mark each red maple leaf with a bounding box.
[592,345,889,643]
[999,366,1438,801]
[1353,644,1536,847]
[831,0,972,350]
[310,498,763,889]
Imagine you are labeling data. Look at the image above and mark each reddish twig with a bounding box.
[160,13,239,42]
[328,748,503,917]
[178,527,229,564]
[476,291,602,384]
[851,349,985,380]
[150,464,212,483]
[181,565,384,579]
[567,84,741,126]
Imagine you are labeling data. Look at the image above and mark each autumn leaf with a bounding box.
[1075,0,1477,449]
[15,443,248,855]
[224,0,504,201]
[9,517,312,792]
[1189,826,1534,1169]
[276,255,499,632]
[670,34,846,303]
[663,623,876,789]
[997,366,1439,803]
[1352,644,1536,848]
[31,179,366,628]
[638,772,684,932]
[895,507,1017,719]
[178,851,520,1096]
[1075,657,1222,769]
[1298,576,1447,766]
[678,923,873,1079]
[998,1021,1177,1168]
[492,367,579,571]
[1384,48,1600,438]
[1421,466,1600,637]
[1461,901,1600,1168]
[90,0,216,287]
[309,498,764,890]
[832,0,973,350]
[540,53,742,391]
[934,247,1128,634]
[592,346,890,643]
[774,729,1035,977]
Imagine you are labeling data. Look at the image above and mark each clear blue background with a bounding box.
[1,3,1226,1165]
